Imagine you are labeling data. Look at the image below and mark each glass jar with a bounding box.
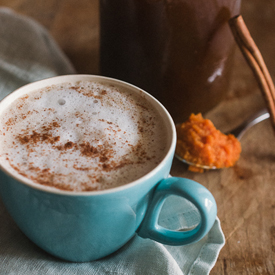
[100,0,242,123]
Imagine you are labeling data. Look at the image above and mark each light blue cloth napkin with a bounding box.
[0,8,225,275]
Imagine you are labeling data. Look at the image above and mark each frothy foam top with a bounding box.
[0,81,168,191]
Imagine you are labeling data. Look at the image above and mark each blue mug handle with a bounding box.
[137,177,217,245]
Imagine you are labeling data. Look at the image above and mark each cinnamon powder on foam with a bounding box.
[176,113,241,172]
[0,82,168,191]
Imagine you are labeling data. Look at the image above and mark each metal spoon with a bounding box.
[175,108,270,170]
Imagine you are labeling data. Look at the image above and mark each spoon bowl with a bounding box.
[175,108,270,170]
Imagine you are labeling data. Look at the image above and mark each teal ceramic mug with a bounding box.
[0,75,217,262]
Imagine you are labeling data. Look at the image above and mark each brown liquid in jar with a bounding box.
[100,0,241,123]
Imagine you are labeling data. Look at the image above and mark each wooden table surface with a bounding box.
[1,0,275,274]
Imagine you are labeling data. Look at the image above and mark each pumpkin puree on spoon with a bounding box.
[176,113,242,172]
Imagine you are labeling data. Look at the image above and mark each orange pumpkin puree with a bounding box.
[176,113,241,172]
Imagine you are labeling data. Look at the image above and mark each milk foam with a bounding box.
[0,81,168,191]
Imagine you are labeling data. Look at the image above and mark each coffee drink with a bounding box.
[0,81,168,191]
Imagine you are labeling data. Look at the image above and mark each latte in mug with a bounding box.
[0,80,168,191]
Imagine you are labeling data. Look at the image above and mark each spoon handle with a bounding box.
[229,108,270,140]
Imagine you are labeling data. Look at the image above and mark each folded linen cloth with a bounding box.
[0,8,225,275]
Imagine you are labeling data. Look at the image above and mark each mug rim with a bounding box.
[0,74,176,196]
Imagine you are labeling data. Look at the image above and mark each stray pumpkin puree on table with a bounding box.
[176,113,242,173]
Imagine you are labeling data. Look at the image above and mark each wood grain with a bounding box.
[1,0,275,273]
